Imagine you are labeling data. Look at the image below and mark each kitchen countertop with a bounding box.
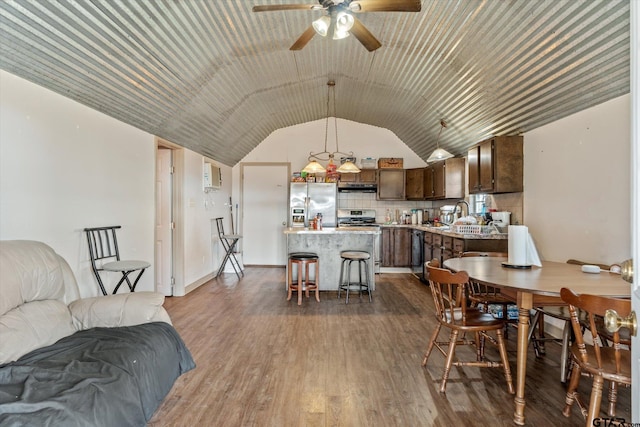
[379,223,508,240]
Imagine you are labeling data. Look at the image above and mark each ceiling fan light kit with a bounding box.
[253,0,421,51]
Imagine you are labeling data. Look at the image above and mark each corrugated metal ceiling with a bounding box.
[0,0,630,166]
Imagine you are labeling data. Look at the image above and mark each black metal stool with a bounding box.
[338,251,372,304]
[287,252,320,306]
[215,217,243,279]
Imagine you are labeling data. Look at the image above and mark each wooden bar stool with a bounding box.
[287,252,320,306]
[338,251,372,304]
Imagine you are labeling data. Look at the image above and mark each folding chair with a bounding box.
[215,217,243,278]
[84,226,150,295]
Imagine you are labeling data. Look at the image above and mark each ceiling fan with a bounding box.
[252,0,421,52]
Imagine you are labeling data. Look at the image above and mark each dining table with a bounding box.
[443,256,631,426]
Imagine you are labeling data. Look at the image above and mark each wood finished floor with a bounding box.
[148,268,631,427]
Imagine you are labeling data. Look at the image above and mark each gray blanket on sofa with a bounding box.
[0,322,195,427]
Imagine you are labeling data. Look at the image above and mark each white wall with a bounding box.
[232,118,432,223]
[524,94,631,264]
[0,70,226,297]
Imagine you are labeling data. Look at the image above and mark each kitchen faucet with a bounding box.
[453,200,470,221]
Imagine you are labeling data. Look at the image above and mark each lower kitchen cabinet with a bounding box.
[425,231,508,265]
[381,227,412,267]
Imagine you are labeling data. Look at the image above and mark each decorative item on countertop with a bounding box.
[292,172,305,182]
[378,157,403,168]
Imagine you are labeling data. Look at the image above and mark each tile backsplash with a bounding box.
[337,191,524,225]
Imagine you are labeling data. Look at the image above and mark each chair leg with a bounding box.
[364,258,372,302]
[562,359,581,417]
[560,319,571,383]
[586,376,605,427]
[338,258,345,299]
[287,259,294,302]
[314,259,320,302]
[495,329,515,394]
[607,381,618,417]
[422,324,442,366]
[440,329,459,393]
[305,262,310,299]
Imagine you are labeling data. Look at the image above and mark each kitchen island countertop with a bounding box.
[284,226,381,234]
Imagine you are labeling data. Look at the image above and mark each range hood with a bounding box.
[337,182,377,193]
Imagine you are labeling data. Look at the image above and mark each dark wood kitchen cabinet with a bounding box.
[339,169,377,183]
[424,230,507,265]
[405,168,425,200]
[381,227,411,267]
[424,157,465,200]
[377,169,405,200]
[468,135,523,194]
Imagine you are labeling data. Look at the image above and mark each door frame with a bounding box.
[155,138,185,296]
[630,0,638,420]
[239,162,290,266]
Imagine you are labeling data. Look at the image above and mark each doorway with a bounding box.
[155,146,173,296]
[240,163,290,266]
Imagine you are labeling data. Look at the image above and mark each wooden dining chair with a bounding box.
[560,288,632,426]
[532,259,615,383]
[421,261,515,394]
[460,252,517,335]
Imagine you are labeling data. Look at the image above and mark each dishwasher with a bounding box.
[412,229,425,281]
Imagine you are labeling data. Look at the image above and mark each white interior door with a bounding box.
[241,163,289,265]
[155,147,173,296]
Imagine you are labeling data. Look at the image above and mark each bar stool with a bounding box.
[338,251,372,304]
[287,252,320,306]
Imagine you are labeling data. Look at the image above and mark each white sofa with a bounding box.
[0,240,194,426]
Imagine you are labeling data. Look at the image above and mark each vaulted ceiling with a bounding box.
[0,1,630,166]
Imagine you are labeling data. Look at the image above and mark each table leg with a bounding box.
[514,292,533,425]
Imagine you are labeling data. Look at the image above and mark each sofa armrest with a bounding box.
[68,292,172,330]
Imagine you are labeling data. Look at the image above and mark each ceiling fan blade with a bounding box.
[290,26,317,50]
[253,4,319,12]
[350,17,381,51]
[350,0,421,12]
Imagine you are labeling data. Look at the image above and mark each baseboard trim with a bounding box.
[184,273,215,295]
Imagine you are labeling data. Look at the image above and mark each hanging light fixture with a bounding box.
[302,81,360,174]
[427,120,454,163]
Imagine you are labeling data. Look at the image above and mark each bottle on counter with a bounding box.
[316,213,323,230]
[385,209,391,224]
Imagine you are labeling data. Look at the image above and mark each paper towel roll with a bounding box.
[508,225,529,265]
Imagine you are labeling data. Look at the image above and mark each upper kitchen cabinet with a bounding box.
[339,169,376,183]
[377,169,405,200]
[425,158,465,200]
[468,136,523,194]
[405,168,425,200]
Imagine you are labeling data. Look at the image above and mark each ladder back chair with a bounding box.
[84,226,150,295]
[461,252,517,336]
[422,260,514,394]
[560,288,632,426]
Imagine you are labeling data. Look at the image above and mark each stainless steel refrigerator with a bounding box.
[289,182,337,227]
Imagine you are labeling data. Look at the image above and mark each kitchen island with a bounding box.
[284,227,380,292]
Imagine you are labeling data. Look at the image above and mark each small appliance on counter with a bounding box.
[439,205,456,225]
[491,211,511,232]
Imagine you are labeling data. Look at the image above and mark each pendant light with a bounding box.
[427,120,454,163]
[302,81,360,174]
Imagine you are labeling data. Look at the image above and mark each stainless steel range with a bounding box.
[337,209,381,273]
